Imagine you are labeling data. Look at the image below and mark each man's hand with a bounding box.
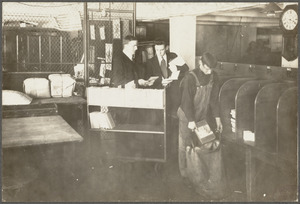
[139,79,156,87]
[188,121,197,131]
[139,79,154,87]
[137,79,147,86]
[215,117,223,133]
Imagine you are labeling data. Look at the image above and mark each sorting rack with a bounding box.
[218,76,297,201]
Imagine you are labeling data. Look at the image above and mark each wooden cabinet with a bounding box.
[2,27,73,73]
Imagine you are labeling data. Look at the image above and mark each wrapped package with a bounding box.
[195,120,216,145]
[89,111,115,129]
[48,74,76,97]
[23,78,51,98]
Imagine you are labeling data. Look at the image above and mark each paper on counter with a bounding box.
[148,76,159,81]
[169,55,186,66]
[162,78,173,85]
[125,80,136,89]
[243,130,255,142]
[161,70,180,85]
[145,76,159,86]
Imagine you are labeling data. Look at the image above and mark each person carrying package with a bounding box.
[177,52,228,199]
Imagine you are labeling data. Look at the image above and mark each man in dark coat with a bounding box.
[111,35,151,88]
[145,40,189,113]
[111,35,154,124]
[145,40,189,90]
[110,35,155,157]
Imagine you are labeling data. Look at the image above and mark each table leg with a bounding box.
[62,142,77,199]
[77,104,85,136]
[246,147,255,201]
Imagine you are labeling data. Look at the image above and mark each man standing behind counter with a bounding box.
[146,40,189,89]
[146,40,189,170]
[111,35,152,88]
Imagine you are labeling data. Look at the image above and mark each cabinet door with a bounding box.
[28,34,40,71]
[41,35,51,71]
[41,35,50,63]
[2,31,17,71]
[61,35,71,63]
[17,33,28,71]
[50,35,61,64]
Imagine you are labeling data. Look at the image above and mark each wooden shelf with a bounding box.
[87,88,167,163]
[90,124,164,134]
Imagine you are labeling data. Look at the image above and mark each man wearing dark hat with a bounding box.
[177,52,223,178]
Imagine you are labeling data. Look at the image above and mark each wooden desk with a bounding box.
[2,115,83,148]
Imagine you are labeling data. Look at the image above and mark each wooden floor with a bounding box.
[2,132,297,202]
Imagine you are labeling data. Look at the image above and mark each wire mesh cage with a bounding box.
[86,2,135,84]
[2,2,83,73]
[2,2,135,82]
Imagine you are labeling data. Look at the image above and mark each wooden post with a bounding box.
[83,2,89,87]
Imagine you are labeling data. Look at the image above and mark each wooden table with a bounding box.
[2,115,83,200]
[31,96,87,136]
[2,115,83,148]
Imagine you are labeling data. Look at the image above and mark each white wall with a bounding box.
[170,16,196,70]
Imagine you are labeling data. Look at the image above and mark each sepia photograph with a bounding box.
[1,1,298,202]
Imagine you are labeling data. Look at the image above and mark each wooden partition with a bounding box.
[219,77,254,141]
[254,83,294,153]
[218,75,234,87]
[215,62,297,82]
[216,62,297,201]
[277,87,298,164]
[235,80,274,141]
[218,75,246,87]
